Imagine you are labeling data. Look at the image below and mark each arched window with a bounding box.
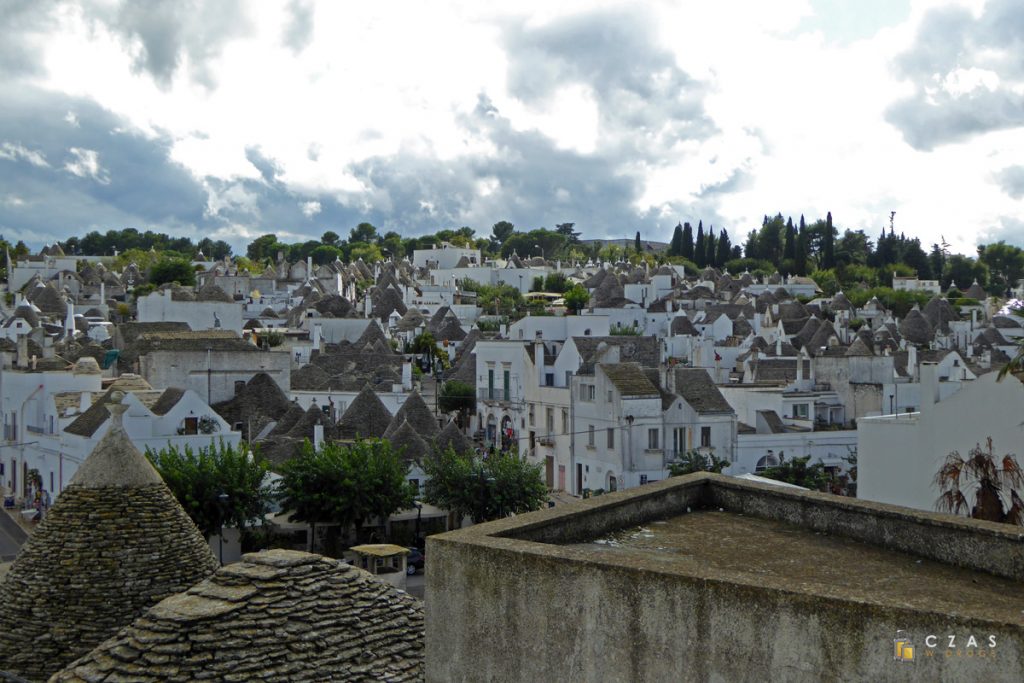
[755,454,780,472]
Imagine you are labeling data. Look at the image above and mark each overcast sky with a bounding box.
[1,0,1022,256]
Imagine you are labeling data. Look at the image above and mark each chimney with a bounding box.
[907,345,918,381]
[775,337,782,356]
[535,339,544,386]
[17,335,28,369]
[312,323,323,351]
[402,360,413,390]
[306,256,313,276]
[920,362,939,416]
[313,424,324,450]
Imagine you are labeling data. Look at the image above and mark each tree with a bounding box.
[321,230,340,246]
[147,441,272,538]
[668,450,730,476]
[349,222,379,244]
[278,439,416,550]
[704,229,716,268]
[422,447,547,524]
[149,258,196,287]
[943,254,988,290]
[934,438,1024,525]
[784,217,796,262]
[716,229,731,269]
[563,284,590,313]
[555,222,580,244]
[491,220,515,244]
[669,223,684,256]
[247,233,284,261]
[681,222,694,261]
[978,241,1024,294]
[794,217,808,275]
[543,272,569,293]
[311,245,343,265]
[438,380,476,426]
[694,222,706,267]
[197,238,232,260]
[821,211,835,269]
[634,231,642,255]
[759,453,831,491]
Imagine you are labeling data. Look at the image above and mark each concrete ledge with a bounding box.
[426,473,1024,683]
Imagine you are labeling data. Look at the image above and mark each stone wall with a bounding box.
[426,474,1024,682]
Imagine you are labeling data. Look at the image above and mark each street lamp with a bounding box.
[414,501,423,548]
[217,491,229,565]
[534,244,544,260]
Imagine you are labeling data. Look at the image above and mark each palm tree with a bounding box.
[934,437,1024,525]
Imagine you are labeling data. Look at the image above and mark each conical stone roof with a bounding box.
[899,308,933,346]
[384,391,438,439]
[53,550,424,683]
[0,396,217,681]
[388,419,431,463]
[434,420,472,455]
[338,384,393,439]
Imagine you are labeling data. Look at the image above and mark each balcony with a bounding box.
[478,387,522,406]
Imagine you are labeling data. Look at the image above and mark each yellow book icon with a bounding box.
[894,631,914,662]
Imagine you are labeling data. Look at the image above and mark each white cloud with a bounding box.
[63,147,110,184]
[3,0,1021,251]
[0,142,49,167]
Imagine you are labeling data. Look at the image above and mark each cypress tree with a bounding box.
[784,217,796,261]
[795,219,808,275]
[716,228,731,268]
[705,229,717,268]
[822,212,835,269]
[669,223,683,256]
[695,222,706,267]
[682,222,694,260]
[634,230,641,255]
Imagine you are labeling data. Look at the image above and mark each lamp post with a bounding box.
[217,491,229,565]
[414,501,423,548]
[534,244,544,261]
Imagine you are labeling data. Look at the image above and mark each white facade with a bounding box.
[137,289,244,332]
[858,366,1024,513]
[730,430,858,477]
[892,275,942,295]
[474,341,531,450]
[412,245,481,270]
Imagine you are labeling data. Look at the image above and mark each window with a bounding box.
[234,380,246,395]
[640,474,648,485]
[647,428,659,450]
[588,425,595,447]
[793,403,809,419]
[755,454,779,472]
[49,471,54,492]
[588,385,596,401]
[701,426,711,448]
[545,373,554,386]
[546,408,554,433]
[607,428,615,448]
[607,390,613,403]
[528,404,535,426]
[562,409,569,434]
[672,427,687,456]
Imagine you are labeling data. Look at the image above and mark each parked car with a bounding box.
[406,547,425,575]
